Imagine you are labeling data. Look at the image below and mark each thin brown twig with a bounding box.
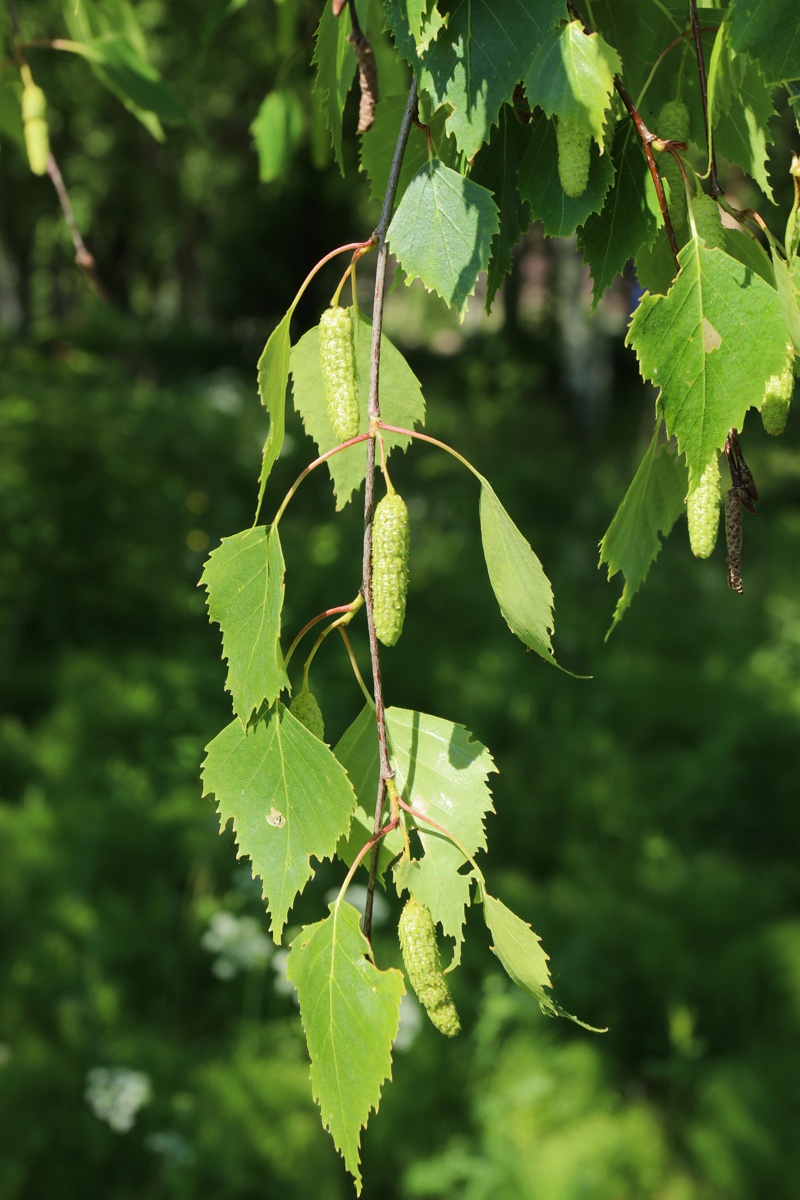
[362,76,418,944]
[689,0,719,197]
[46,154,108,300]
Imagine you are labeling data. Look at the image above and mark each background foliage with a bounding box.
[3,1,800,1196]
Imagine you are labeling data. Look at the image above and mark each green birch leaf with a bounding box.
[588,0,686,99]
[289,308,425,509]
[482,893,603,1029]
[256,310,292,510]
[471,106,533,310]
[524,20,621,145]
[771,249,800,353]
[359,95,456,204]
[387,160,500,320]
[710,49,776,200]
[336,706,497,882]
[250,89,304,183]
[394,841,471,970]
[312,0,367,172]
[626,237,788,486]
[728,0,800,86]
[723,227,775,287]
[385,0,564,159]
[579,123,661,306]
[479,479,557,667]
[201,526,290,723]
[58,18,192,140]
[599,428,688,636]
[201,704,357,942]
[333,710,404,882]
[518,114,615,239]
[286,902,404,1192]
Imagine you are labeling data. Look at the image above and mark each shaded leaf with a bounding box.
[202,704,357,941]
[388,160,499,319]
[579,123,661,305]
[599,427,688,636]
[385,0,564,159]
[519,114,615,239]
[201,526,289,722]
[290,308,425,508]
[524,20,621,145]
[471,106,533,311]
[728,0,800,86]
[286,902,405,1192]
[313,0,368,172]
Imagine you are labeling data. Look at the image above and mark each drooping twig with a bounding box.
[689,0,719,197]
[362,76,418,943]
[566,1,680,268]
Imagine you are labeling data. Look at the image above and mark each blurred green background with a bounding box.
[3,3,800,1197]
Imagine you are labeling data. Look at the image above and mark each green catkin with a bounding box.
[687,454,721,559]
[371,491,409,647]
[289,689,325,740]
[761,359,793,436]
[691,192,725,250]
[22,84,49,176]
[318,306,360,443]
[398,898,461,1037]
[555,117,591,197]
[657,100,691,230]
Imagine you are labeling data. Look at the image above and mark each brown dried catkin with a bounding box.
[725,488,744,594]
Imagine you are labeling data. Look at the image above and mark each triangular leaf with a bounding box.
[312,0,368,171]
[626,237,787,485]
[201,526,290,723]
[482,892,603,1030]
[256,310,292,511]
[290,308,425,508]
[599,428,688,635]
[202,704,357,941]
[387,160,500,320]
[478,479,557,667]
[524,20,621,146]
[286,902,405,1192]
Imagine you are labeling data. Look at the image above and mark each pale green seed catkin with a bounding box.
[657,100,691,231]
[318,306,360,443]
[687,454,721,559]
[555,117,591,198]
[398,898,460,1037]
[288,689,325,740]
[691,192,725,250]
[371,491,409,647]
[22,84,49,176]
[761,358,794,436]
